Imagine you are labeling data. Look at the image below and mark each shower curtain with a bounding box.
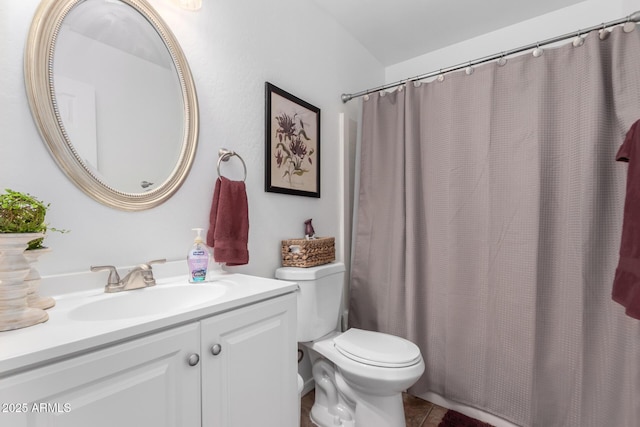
[349,26,640,427]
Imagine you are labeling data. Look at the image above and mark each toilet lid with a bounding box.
[333,329,422,368]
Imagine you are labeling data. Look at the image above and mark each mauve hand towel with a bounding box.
[206,176,249,266]
[613,119,640,319]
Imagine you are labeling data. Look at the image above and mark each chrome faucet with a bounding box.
[91,259,166,293]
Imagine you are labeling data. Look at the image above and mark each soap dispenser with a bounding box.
[188,228,209,282]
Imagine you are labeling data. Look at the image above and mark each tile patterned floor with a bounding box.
[300,390,451,427]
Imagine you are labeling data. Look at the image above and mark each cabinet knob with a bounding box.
[210,344,222,356]
[187,353,200,366]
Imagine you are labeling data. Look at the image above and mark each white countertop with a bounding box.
[0,271,298,376]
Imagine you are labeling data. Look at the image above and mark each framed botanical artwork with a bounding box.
[265,82,320,198]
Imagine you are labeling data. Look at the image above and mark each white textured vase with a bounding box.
[24,246,55,310]
[0,233,48,331]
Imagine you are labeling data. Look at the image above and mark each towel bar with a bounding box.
[217,148,247,181]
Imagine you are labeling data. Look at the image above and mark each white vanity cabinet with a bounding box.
[0,292,298,427]
[201,292,298,426]
[0,323,202,427]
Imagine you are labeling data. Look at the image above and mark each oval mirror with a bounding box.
[25,0,198,211]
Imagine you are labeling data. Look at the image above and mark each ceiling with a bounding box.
[310,0,586,66]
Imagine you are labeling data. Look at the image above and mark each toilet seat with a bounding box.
[333,328,422,368]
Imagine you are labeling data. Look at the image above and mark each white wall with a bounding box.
[386,0,640,84]
[0,0,383,280]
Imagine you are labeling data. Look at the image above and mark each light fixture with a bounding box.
[174,0,201,11]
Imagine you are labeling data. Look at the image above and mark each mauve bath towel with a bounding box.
[613,119,640,319]
[206,176,249,266]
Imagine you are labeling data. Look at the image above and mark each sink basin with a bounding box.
[68,283,227,321]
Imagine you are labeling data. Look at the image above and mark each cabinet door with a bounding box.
[0,323,201,427]
[201,293,297,427]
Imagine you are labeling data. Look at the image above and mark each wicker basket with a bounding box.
[281,237,335,268]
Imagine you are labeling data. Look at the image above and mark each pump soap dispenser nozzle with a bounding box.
[193,228,204,242]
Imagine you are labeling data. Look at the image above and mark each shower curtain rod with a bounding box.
[341,10,640,103]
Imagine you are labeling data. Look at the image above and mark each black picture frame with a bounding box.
[265,82,320,198]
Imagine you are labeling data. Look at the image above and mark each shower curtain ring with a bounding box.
[533,42,543,57]
[573,30,584,47]
[599,23,611,40]
[437,69,445,82]
[624,15,636,32]
[465,61,474,75]
[498,52,507,67]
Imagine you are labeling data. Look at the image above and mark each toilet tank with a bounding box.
[275,262,345,342]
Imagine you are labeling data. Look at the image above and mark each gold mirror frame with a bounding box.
[24,0,199,211]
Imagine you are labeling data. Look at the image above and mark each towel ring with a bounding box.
[217,148,247,182]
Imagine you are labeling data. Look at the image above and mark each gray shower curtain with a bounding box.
[350,26,640,427]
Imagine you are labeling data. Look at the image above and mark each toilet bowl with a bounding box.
[305,329,424,427]
[276,262,425,427]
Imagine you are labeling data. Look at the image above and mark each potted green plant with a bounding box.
[0,188,48,247]
[0,188,67,246]
[0,189,64,329]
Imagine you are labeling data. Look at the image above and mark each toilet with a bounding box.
[276,262,425,427]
